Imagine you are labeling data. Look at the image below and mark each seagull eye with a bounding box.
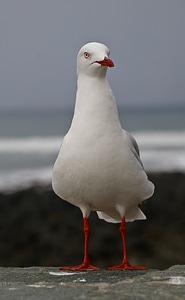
[84,52,90,59]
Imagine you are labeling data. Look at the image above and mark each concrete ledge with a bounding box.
[0,265,185,299]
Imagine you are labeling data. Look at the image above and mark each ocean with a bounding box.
[0,107,185,192]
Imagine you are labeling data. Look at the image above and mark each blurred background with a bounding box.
[0,0,185,269]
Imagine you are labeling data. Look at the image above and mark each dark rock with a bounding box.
[0,172,185,269]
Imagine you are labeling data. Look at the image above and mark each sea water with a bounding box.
[0,107,185,192]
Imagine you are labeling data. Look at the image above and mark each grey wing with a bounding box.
[125,130,144,169]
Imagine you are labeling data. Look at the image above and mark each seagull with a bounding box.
[52,42,154,271]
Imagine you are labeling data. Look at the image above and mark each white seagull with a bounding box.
[52,42,154,271]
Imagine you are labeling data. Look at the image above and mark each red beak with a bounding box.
[97,57,114,68]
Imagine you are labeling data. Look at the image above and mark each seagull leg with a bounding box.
[108,217,147,271]
[59,217,99,271]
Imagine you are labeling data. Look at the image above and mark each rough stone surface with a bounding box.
[0,265,185,299]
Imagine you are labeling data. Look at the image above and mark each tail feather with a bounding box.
[125,206,146,222]
[97,210,121,223]
[97,206,146,223]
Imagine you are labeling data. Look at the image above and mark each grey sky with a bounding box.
[0,0,185,111]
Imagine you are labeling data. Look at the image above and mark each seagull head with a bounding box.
[77,42,114,77]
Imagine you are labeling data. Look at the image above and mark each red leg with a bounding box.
[108,217,147,271]
[59,217,99,271]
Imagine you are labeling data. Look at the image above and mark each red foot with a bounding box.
[59,261,99,271]
[107,262,147,271]
[59,218,99,271]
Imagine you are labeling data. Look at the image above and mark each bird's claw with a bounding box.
[107,262,147,271]
[59,261,99,271]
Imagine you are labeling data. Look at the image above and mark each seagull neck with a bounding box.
[76,75,115,112]
[77,73,106,87]
[72,74,122,132]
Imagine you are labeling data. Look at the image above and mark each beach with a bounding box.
[0,109,184,269]
[0,172,184,270]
